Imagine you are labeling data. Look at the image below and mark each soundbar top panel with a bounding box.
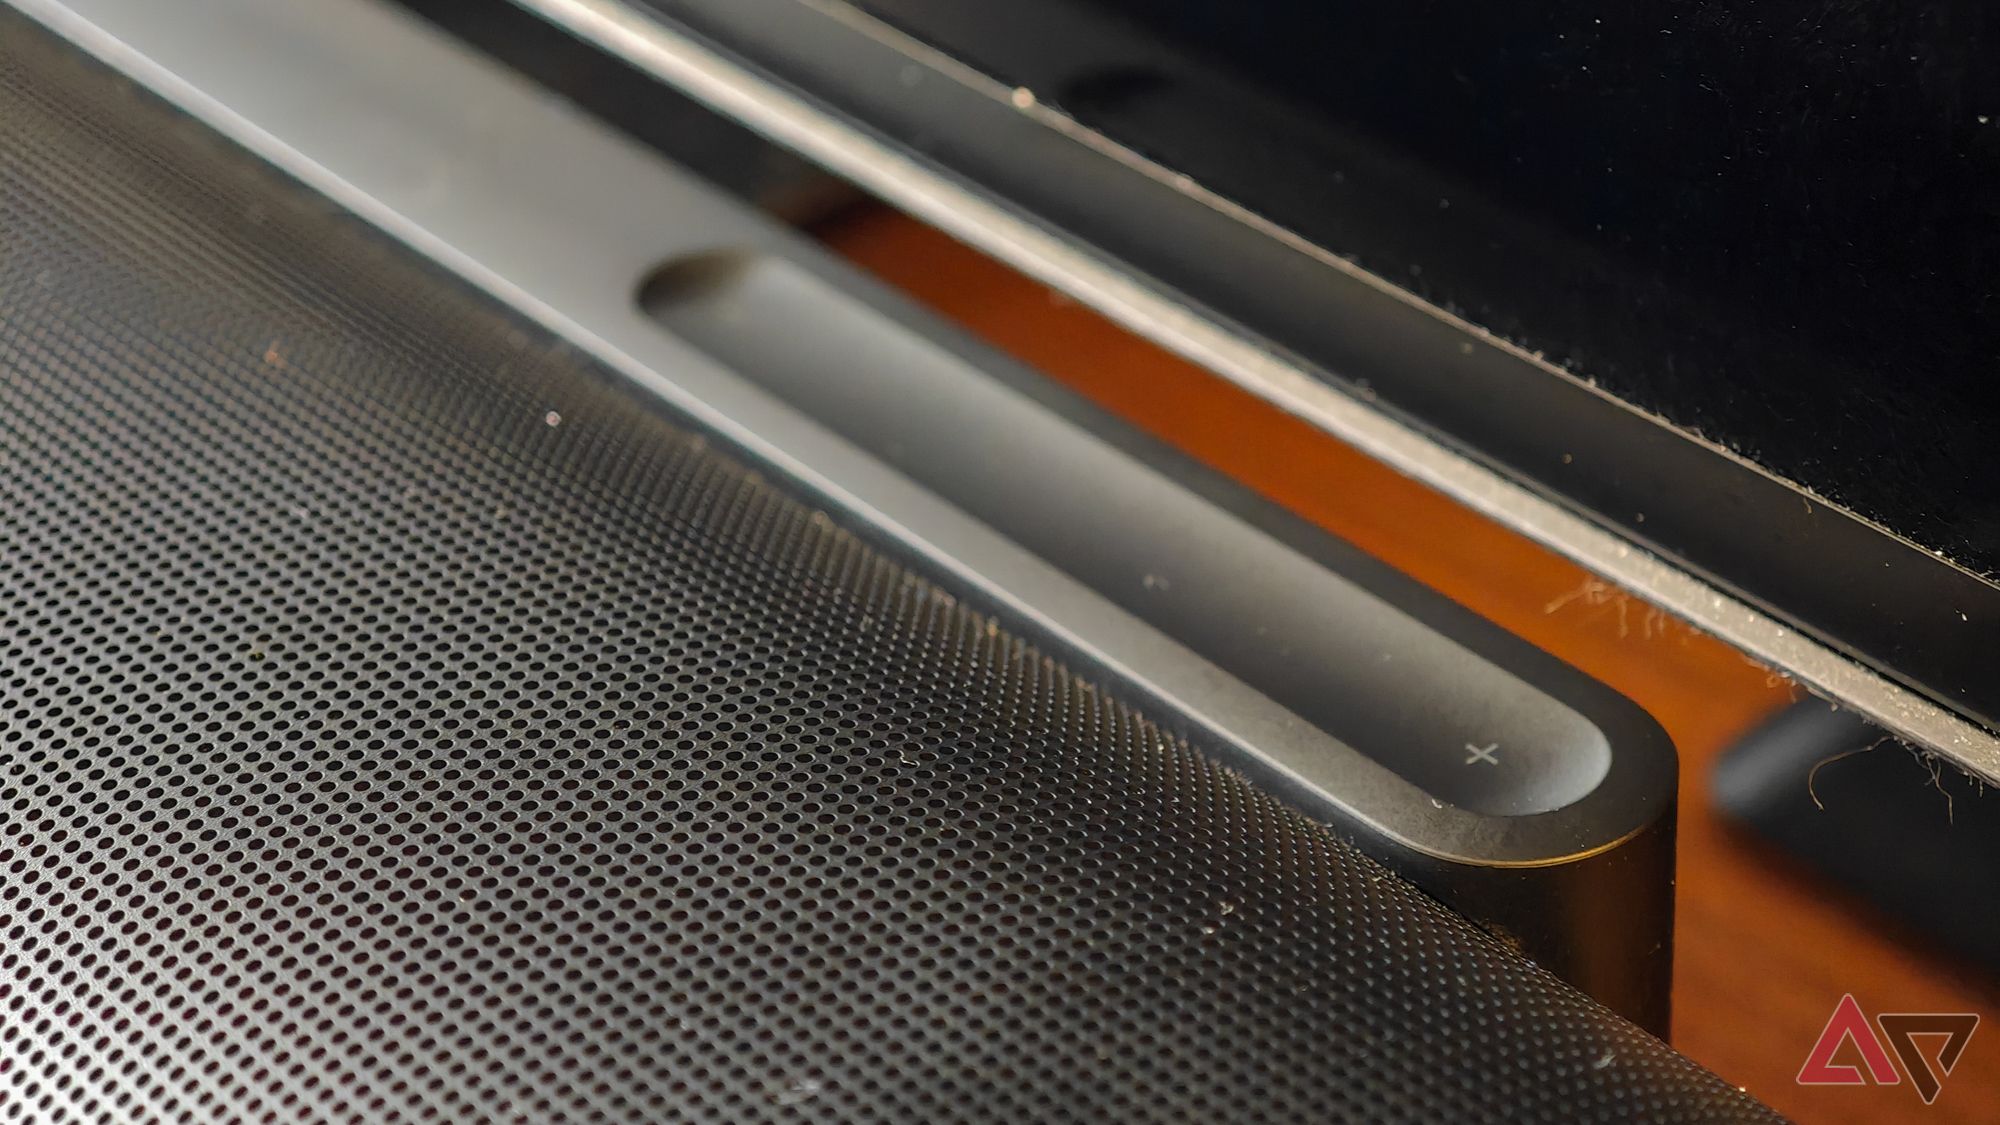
[1,1,1771,1121]
[512,0,2000,784]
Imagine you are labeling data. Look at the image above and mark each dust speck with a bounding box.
[770,1078,823,1107]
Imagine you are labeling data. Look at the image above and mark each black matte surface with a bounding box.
[853,0,2000,581]
[0,15,1775,1123]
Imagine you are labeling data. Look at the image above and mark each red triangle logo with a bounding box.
[1797,994,1901,1087]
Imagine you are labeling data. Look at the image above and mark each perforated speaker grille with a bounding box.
[0,13,1774,1124]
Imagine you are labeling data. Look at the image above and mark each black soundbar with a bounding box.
[0,0,1774,1119]
[400,0,1683,1032]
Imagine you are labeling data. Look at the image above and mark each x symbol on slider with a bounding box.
[1464,742,1500,766]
